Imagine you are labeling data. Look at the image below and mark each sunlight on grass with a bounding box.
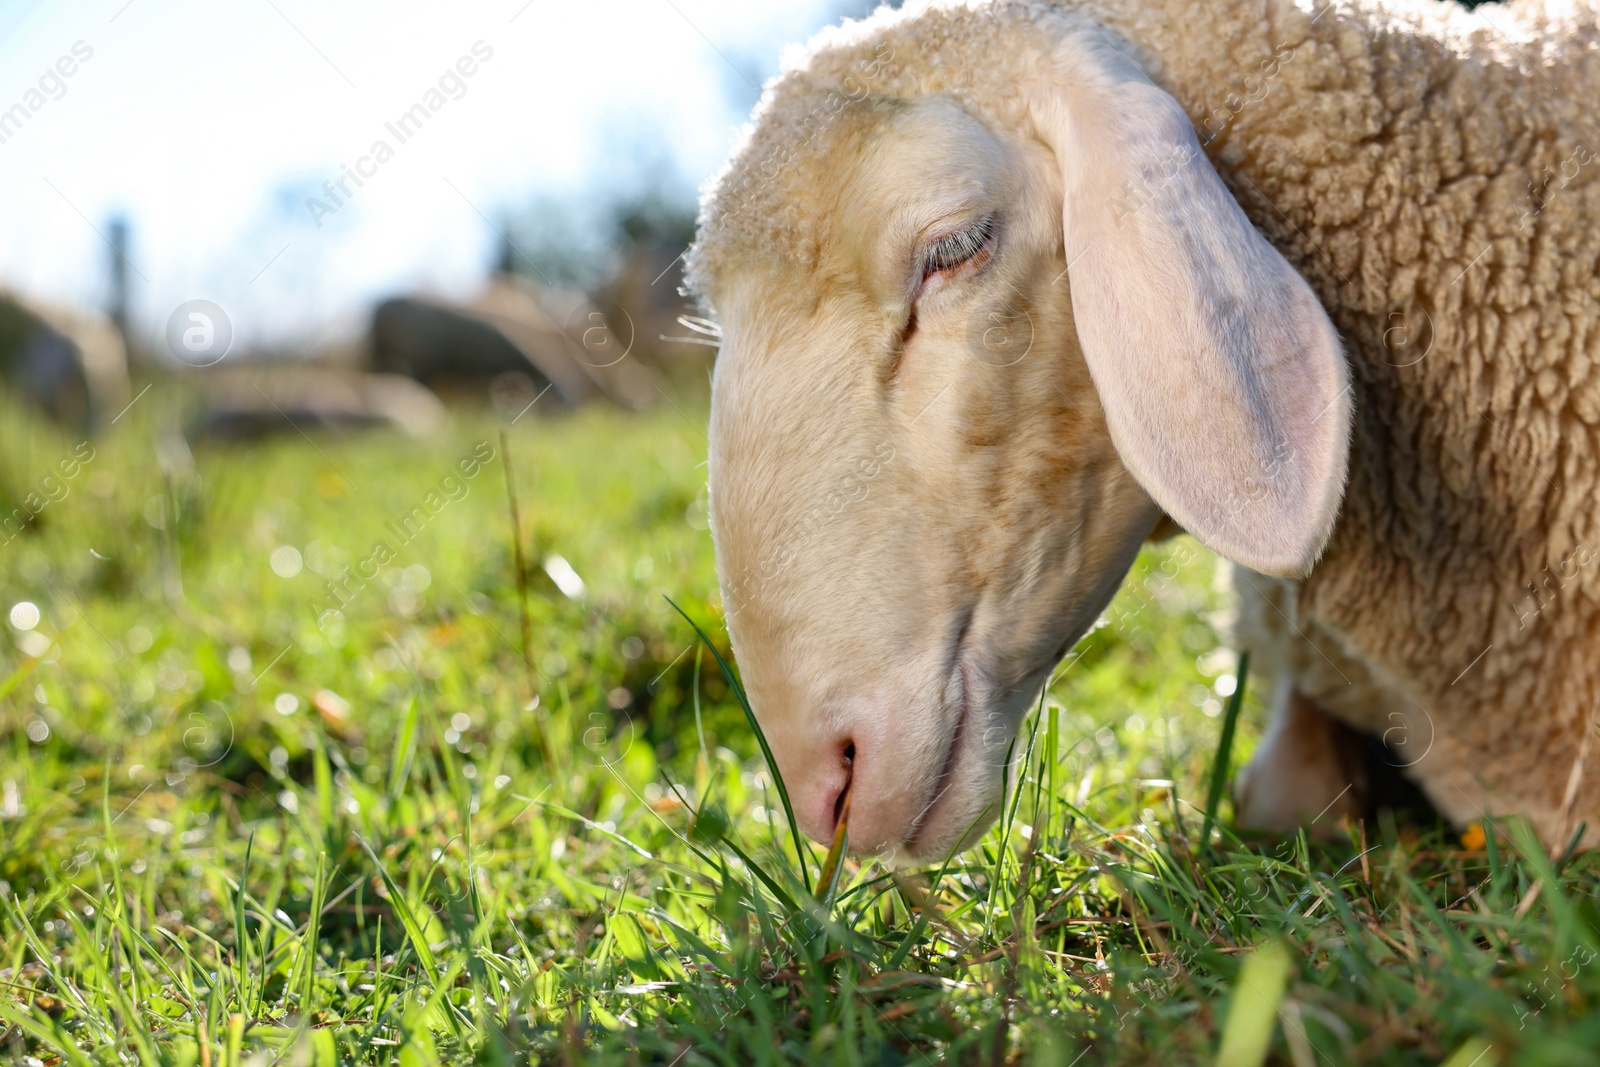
[1,387,1597,1065]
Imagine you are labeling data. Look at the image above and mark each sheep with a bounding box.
[684,0,1600,863]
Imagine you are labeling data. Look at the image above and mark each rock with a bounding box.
[186,367,446,442]
[0,289,131,433]
[368,278,659,411]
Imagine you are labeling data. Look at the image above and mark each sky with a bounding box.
[0,0,847,353]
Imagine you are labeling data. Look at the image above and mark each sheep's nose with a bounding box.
[790,738,855,844]
[790,737,925,854]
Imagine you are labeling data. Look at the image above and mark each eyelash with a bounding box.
[922,217,996,278]
[888,215,997,378]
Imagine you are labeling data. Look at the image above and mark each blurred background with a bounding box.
[0,0,1231,796]
[2,0,1046,830]
[0,6,1262,1059]
[0,0,878,436]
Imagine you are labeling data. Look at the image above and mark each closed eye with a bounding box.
[888,215,998,380]
[922,216,996,280]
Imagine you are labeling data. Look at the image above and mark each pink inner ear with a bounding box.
[1031,43,1351,577]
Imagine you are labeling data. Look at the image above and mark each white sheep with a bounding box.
[686,0,1600,862]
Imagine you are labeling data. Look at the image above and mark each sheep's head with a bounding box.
[687,8,1351,864]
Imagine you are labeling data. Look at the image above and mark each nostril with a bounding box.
[832,741,856,831]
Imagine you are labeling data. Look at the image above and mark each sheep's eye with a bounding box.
[922,217,995,278]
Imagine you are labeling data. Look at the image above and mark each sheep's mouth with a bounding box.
[905,664,970,851]
[904,613,976,852]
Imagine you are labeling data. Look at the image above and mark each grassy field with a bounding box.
[1,383,1597,1066]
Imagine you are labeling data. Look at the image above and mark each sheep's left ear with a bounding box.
[1028,34,1351,577]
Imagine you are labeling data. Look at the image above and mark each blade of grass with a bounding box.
[353,834,468,1037]
[288,852,328,1010]
[667,596,814,893]
[0,1002,96,1067]
[500,428,535,675]
[1202,651,1250,847]
[1214,937,1291,1067]
[232,832,255,1020]
[885,841,971,971]
[387,693,422,802]
[816,790,851,903]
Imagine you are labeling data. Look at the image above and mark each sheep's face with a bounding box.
[705,98,1163,862]
[696,21,1351,864]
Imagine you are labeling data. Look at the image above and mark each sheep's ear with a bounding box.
[1029,42,1351,577]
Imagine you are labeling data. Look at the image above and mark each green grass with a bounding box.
[1,382,1597,1065]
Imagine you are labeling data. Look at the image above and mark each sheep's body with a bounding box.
[1100,0,1600,838]
[690,0,1600,845]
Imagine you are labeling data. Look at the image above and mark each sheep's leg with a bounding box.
[1234,676,1365,833]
